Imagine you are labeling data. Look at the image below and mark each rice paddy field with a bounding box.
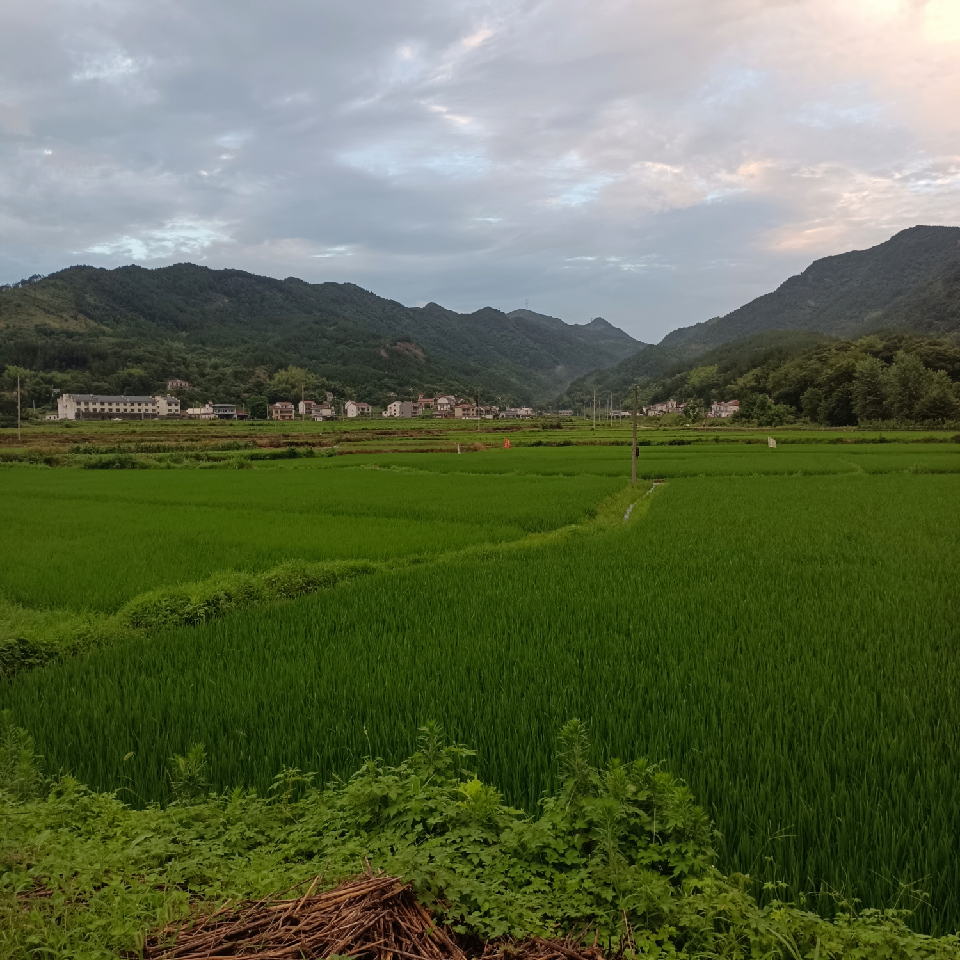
[2,428,959,934]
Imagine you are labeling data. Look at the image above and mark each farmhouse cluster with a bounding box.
[643,399,740,418]
[51,376,739,423]
[269,396,371,421]
[381,395,533,419]
[270,394,535,420]
[53,387,538,422]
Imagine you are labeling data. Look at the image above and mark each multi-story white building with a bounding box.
[185,405,215,420]
[345,401,372,417]
[56,394,181,420]
[503,407,534,418]
[709,400,740,418]
[185,402,236,420]
[156,396,181,417]
[384,400,416,418]
[270,402,295,421]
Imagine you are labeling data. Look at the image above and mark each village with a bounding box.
[53,379,740,422]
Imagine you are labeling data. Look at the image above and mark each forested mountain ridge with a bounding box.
[558,225,960,407]
[0,263,640,406]
[661,224,960,355]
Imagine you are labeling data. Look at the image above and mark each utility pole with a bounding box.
[301,382,305,434]
[593,389,596,430]
[17,376,21,442]
[631,384,638,485]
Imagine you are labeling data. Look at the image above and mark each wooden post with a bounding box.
[631,384,638,485]
[17,375,21,442]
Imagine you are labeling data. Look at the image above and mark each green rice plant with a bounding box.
[0,467,622,611]
[5,472,958,932]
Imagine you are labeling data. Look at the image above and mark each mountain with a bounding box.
[558,225,960,407]
[0,264,640,405]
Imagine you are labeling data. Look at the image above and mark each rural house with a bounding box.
[709,400,740,418]
[345,400,372,417]
[643,400,684,416]
[384,400,416,418]
[270,402,295,420]
[311,403,336,420]
[184,402,237,420]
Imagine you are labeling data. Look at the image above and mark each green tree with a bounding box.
[851,356,888,421]
[915,369,960,421]
[682,397,707,423]
[885,350,930,420]
[267,366,323,404]
[684,365,720,401]
[247,395,269,420]
[111,367,156,395]
[800,386,825,421]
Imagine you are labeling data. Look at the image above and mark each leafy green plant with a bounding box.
[0,723,957,958]
[0,711,43,799]
[167,743,209,802]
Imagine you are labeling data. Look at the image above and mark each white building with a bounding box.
[57,394,181,420]
[435,395,457,414]
[709,400,740,418]
[185,402,235,420]
[503,407,533,418]
[345,400,372,418]
[311,404,336,420]
[384,400,416,418]
[643,400,684,416]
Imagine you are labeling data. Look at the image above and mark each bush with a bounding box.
[0,722,957,957]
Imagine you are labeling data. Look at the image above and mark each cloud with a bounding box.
[86,220,232,260]
[0,0,959,341]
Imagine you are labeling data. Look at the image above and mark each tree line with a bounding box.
[635,332,960,427]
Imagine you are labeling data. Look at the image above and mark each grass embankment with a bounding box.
[2,717,958,960]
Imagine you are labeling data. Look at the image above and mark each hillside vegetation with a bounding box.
[0,264,639,407]
[559,330,960,426]
[562,225,960,405]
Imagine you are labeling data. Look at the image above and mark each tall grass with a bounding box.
[5,472,959,933]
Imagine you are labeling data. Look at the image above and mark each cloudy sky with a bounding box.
[2,0,959,341]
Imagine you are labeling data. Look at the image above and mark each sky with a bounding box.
[1,0,960,343]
